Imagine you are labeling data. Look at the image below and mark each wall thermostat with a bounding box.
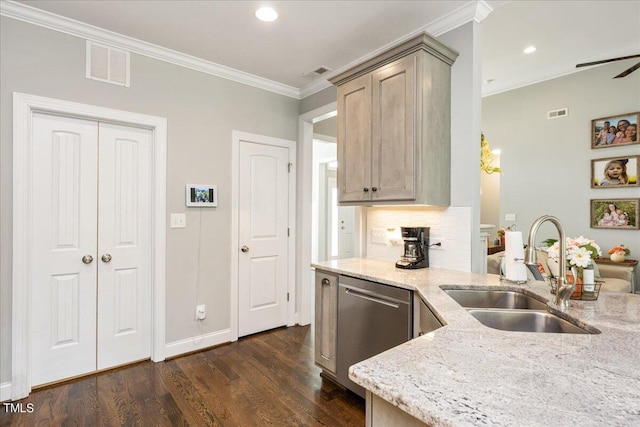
[186,184,218,207]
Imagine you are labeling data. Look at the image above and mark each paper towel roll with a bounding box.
[505,231,528,282]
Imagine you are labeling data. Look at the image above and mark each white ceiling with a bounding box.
[6,0,640,98]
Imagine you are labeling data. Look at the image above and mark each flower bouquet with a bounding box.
[545,236,602,297]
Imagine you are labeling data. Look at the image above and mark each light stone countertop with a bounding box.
[312,257,640,427]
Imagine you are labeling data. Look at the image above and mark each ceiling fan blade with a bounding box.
[613,61,640,78]
[576,54,640,68]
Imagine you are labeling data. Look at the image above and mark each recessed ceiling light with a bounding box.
[256,7,278,22]
[524,46,537,54]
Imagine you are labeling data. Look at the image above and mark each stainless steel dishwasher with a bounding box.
[337,275,412,398]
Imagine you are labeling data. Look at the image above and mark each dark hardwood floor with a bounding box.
[1,325,365,426]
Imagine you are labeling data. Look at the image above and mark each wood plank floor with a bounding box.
[1,325,365,426]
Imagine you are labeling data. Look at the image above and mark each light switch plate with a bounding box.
[170,213,186,228]
[505,213,517,222]
[371,228,386,244]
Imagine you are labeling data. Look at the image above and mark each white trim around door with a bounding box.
[231,131,296,340]
[11,92,167,400]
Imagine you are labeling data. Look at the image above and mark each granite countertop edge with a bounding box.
[312,258,640,426]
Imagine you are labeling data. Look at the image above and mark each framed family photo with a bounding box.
[186,184,218,207]
[591,156,639,188]
[591,112,639,149]
[590,198,639,229]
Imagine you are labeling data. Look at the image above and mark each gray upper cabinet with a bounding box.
[330,32,458,206]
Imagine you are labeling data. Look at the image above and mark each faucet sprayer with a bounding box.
[524,215,574,308]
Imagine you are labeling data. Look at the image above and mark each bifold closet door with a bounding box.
[31,113,152,387]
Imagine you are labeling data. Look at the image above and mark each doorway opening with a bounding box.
[299,103,363,326]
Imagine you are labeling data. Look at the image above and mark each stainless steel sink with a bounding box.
[441,287,598,334]
[467,309,594,334]
[443,289,547,310]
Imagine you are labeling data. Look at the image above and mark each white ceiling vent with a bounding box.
[86,41,130,87]
[547,108,568,119]
[303,65,333,80]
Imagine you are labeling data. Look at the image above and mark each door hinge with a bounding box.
[287,292,290,302]
[288,162,292,173]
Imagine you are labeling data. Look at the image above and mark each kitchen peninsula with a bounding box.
[312,258,640,426]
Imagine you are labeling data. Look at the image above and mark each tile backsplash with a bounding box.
[366,206,472,271]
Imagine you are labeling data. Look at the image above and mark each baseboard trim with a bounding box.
[1,382,11,402]
[163,328,233,359]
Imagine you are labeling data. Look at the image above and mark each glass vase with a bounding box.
[569,266,583,298]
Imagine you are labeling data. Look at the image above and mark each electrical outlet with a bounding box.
[195,304,206,320]
[430,238,445,250]
[371,227,386,244]
[505,213,517,222]
[170,213,186,228]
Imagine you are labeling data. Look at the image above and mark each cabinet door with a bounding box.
[418,299,442,336]
[337,74,371,203]
[314,270,338,374]
[371,55,416,201]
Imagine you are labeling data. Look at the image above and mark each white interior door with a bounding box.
[326,169,356,260]
[31,113,99,385]
[31,113,151,386]
[97,123,152,369]
[238,141,289,337]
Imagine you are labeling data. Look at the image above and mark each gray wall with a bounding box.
[482,62,640,273]
[0,17,299,384]
[313,116,337,138]
[299,86,337,116]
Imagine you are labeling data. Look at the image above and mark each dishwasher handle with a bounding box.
[343,285,402,309]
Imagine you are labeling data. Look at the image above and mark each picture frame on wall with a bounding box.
[590,198,639,229]
[591,155,639,188]
[591,112,639,149]
[186,184,218,207]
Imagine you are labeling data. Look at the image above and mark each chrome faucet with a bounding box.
[524,215,574,308]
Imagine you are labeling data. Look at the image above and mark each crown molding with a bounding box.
[300,0,494,98]
[0,0,301,99]
[2,0,494,101]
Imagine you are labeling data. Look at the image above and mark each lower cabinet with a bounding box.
[367,392,427,427]
[416,297,443,337]
[314,270,338,375]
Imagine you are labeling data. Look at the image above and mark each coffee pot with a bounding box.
[396,227,429,269]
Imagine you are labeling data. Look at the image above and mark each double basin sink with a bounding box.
[442,288,597,334]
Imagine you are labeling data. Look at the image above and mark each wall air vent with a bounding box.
[86,41,130,87]
[547,108,568,119]
[303,65,333,80]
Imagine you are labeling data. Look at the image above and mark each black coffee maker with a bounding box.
[395,227,429,269]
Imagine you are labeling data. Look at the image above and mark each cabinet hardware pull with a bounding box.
[363,187,369,192]
[321,278,330,286]
[371,187,378,192]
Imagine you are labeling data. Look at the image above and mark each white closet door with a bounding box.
[31,113,99,386]
[238,140,289,337]
[30,114,152,386]
[97,123,152,369]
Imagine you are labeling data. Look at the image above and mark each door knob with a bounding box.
[101,254,112,263]
[241,245,249,253]
[82,255,93,264]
